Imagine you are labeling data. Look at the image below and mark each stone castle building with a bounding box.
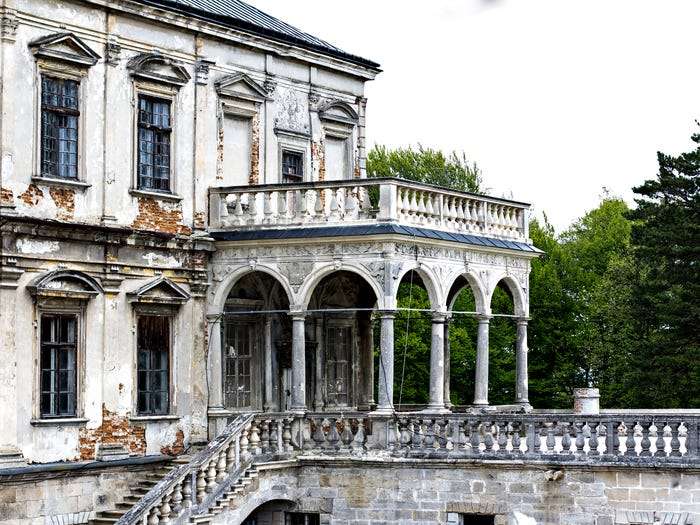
[0,0,697,524]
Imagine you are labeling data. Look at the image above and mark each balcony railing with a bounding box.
[209,178,531,242]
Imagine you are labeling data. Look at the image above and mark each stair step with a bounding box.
[90,519,119,524]
[100,510,128,519]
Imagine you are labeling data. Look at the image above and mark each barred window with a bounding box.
[41,76,79,179]
[137,96,171,192]
[137,315,170,415]
[40,314,78,417]
[281,150,303,183]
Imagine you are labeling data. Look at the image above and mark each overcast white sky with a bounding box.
[253,0,700,231]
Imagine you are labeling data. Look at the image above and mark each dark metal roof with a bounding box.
[132,0,381,70]
[211,224,543,254]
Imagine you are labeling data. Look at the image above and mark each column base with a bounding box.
[371,406,395,416]
[423,405,451,414]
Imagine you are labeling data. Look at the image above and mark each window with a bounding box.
[223,322,257,409]
[281,150,303,183]
[137,315,170,415]
[326,324,352,407]
[137,96,172,192]
[40,314,78,417]
[40,76,79,179]
[286,513,319,525]
[460,515,495,525]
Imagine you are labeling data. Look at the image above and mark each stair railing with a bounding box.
[116,413,254,525]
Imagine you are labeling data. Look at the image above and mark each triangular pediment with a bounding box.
[29,32,101,67]
[128,277,190,304]
[216,73,268,102]
[127,53,190,87]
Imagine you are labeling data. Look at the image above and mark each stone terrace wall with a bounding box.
[213,460,700,525]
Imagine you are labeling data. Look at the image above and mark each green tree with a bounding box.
[367,144,482,192]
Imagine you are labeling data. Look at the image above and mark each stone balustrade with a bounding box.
[117,411,699,524]
[208,178,530,242]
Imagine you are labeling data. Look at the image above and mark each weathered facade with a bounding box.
[0,0,698,524]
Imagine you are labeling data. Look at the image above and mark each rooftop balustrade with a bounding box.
[208,178,531,243]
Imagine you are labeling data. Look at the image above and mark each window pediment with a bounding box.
[216,73,268,103]
[319,101,358,126]
[128,277,190,305]
[27,269,103,299]
[127,53,190,87]
[29,32,101,68]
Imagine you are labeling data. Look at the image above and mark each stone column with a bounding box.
[207,314,224,409]
[263,316,273,412]
[375,311,395,413]
[427,312,448,412]
[515,317,530,406]
[314,318,324,411]
[473,314,491,406]
[290,312,307,412]
[443,316,452,410]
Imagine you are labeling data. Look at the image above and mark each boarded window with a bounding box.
[222,115,252,186]
[137,315,170,415]
[137,96,171,192]
[41,76,79,179]
[324,137,349,181]
[281,150,303,183]
[40,314,77,417]
[224,322,257,409]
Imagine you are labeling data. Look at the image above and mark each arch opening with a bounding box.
[222,271,291,412]
[488,280,518,405]
[306,271,378,411]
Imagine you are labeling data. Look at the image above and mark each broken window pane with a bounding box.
[40,314,78,417]
[137,315,170,415]
[40,76,79,180]
[137,96,172,192]
[281,150,303,183]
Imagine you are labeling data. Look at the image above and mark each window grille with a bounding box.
[137,96,172,192]
[281,150,303,183]
[40,314,77,417]
[40,76,79,179]
[137,315,170,415]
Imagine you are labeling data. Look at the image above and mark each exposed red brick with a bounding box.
[0,186,13,205]
[49,186,75,220]
[249,113,260,185]
[160,429,185,456]
[312,139,325,181]
[19,184,43,206]
[354,151,361,179]
[216,122,225,181]
[132,197,192,236]
[79,405,146,461]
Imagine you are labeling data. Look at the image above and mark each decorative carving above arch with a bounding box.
[127,52,190,87]
[318,100,359,125]
[127,277,190,305]
[27,269,103,300]
[29,32,100,68]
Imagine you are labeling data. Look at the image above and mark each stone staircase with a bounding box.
[89,456,191,524]
[185,465,259,525]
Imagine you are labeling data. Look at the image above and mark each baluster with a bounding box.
[340,419,354,451]
[624,421,637,456]
[159,492,172,525]
[411,419,424,451]
[267,419,279,453]
[182,476,193,509]
[226,440,236,472]
[171,482,183,517]
[444,197,453,227]
[311,418,325,449]
[329,190,340,220]
[654,421,666,457]
[219,193,230,220]
[276,191,287,223]
[283,418,293,453]
[301,419,314,452]
[531,422,543,455]
[234,194,244,224]
[352,419,366,452]
[456,200,467,230]
[326,418,340,451]
[196,467,207,503]
[313,189,324,220]
[574,422,585,455]
[260,420,270,454]
[240,424,251,463]
[147,506,160,525]
[249,420,261,455]
[544,423,555,454]
[443,419,454,452]
[496,422,508,454]
[417,192,428,223]
[455,420,467,453]
[640,422,652,457]
[247,191,257,225]
[669,422,682,457]
[425,193,434,224]
[511,423,522,454]
[469,421,481,455]
[483,422,494,453]
[561,423,572,455]
[397,419,410,454]
[686,420,699,457]
[605,421,617,456]
[206,458,217,492]
[612,422,621,456]
[263,192,273,224]
[588,421,599,456]
[423,419,436,451]
[345,189,357,218]
[215,448,227,482]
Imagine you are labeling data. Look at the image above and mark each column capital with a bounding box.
[431,311,448,323]
[516,316,531,325]
[288,309,307,321]
[476,313,492,322]
[376,309,397,320]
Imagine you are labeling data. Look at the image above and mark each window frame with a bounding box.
[39,75,81,180]
[35,301,86,421]
[131,83,178,197]
[136,314,172,416]
[32,62,89,185]
[281,149,304,184]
